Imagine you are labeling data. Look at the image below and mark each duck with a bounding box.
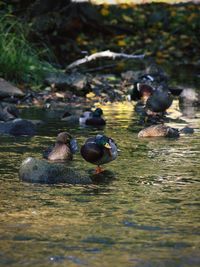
[138,124,180,138]
[79,108,106,126]
[131,82,155,102]
[130,62,170,104]
[145,87,173,114]
[81,134,118,174]
[43,132,78,161]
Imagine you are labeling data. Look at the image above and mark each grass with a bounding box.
[0,14,56,86]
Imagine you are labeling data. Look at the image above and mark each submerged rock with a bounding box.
[19,157,92,184]
[0,119,36,136]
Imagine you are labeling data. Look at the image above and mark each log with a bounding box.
[66,50,145,70]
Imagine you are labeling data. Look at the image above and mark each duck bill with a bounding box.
[104,142,111,149]
[104,142,112,156]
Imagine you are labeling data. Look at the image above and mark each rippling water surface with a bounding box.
[0,99,200,267]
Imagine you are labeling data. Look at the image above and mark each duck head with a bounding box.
[95,134,111,149]
[92,108,103,118]
[56,132,78,154]
[131,82,154,102]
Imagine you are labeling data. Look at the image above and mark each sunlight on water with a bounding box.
[0,99,200,267]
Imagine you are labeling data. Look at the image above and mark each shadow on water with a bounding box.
[0,72,200,266]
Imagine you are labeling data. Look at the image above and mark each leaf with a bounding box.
[100,7,109,16]
[122,14,133,23]
[117,39,126,47]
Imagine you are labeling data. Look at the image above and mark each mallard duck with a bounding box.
[43,132,78,161]
[79,108,106,126]
[81,134,118,174]
[138,124,180,138]
[131,82,154,102]
[145,88,173,114]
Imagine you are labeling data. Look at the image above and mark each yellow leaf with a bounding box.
[86,92,95,99]
[187,13,197,22]
[180,35,189,40]
[100,7,109,16]
[118,40,126,47]
[122,14,133,23]
[116,62,125,71]
[91,48,98,54]
[156,51,163,58]
[145,38,152,44]
[76,36,88,45]
[115,35,126,40]
[156,58,165,64]
[171,11,176,17]
[168,46,176,52]
[145,51,152,56]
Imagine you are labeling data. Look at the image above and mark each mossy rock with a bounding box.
[19,157,92,184]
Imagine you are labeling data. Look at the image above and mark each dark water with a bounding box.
[0,99,200,267]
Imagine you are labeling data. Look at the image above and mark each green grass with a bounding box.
[0,14,56,86]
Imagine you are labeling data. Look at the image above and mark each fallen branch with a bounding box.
[66,50,145,70]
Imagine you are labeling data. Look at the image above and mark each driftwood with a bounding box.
[66,50,145,70]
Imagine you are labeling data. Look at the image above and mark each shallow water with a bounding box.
[0,99,200,267]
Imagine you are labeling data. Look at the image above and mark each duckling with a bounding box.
[79,108,106,126]
[43,132,78,161]
[81,134,118,174]
[138,124,180,138]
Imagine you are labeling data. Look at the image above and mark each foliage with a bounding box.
[1,1,200,86]
[0,14,55,86]
[19,1,199,66]
[86,2,200,65]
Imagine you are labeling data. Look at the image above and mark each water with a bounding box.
[0,99,200,267]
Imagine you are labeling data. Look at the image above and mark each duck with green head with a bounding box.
[79,108,106,126]
[43,132,78,161]
[81,134,118,174]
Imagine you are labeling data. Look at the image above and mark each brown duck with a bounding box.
[43,132,78,161]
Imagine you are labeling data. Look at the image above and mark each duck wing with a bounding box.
[43,143,72,161]
[81,140,103,164]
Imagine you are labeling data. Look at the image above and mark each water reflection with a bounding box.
[0,92,200,266]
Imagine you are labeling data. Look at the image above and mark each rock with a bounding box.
[179,88,200,118]
[0,119,36,136]
[19,157,92,184]
[180,126,194,134]
[44,72,88,91]
[0,103,19,122]
[29,119,44,126]
[121,70,142,81]
[0,78,24,99]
